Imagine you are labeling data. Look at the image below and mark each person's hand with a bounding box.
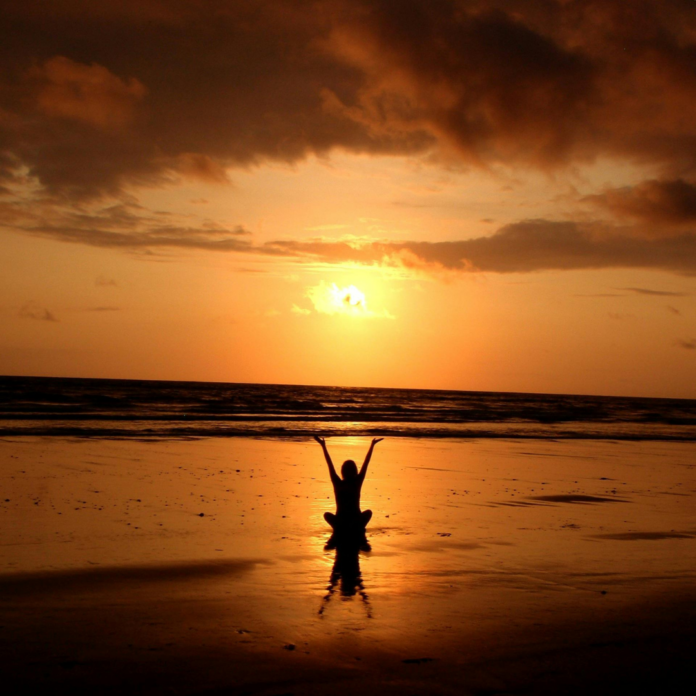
[314,435,326,446]
[372,437,384,445]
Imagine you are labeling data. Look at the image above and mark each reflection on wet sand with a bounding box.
[319,534,372,618]
[2,436,696,695]
[0,559,262,598]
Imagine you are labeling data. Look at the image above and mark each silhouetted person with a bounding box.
[314,435,383,538]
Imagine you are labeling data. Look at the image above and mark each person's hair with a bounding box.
[341,459,358,479]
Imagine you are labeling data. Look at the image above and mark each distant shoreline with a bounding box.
[2,373,695,403]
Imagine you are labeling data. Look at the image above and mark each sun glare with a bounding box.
[306,281,373,316]
[334,284,366,310]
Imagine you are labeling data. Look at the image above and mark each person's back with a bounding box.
[333,460,362,518]
[314,436,383,534]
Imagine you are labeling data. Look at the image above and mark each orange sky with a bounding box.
[2,1,696,398]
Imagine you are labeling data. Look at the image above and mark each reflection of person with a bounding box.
[318,542,372,618]
[314,435,383,534]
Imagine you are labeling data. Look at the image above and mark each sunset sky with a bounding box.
[2,0,696,397]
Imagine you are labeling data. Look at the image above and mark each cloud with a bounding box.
[7,190,696,277]
[268,221,696,275]
[30,56,147,130]
[85,306,121,312]
[666,305,681,316]
[588,179,696,228]
[325,1,595,167]
[675,338,696,350]
[2,199,253,251]
[4,0,696,282]
[291,304,311,315]
[620,287,688,297]
[19,303,58,322]
[175,154,229,184]
[1,2,389,199]
[2,1,696,201]
[3,1,696,279]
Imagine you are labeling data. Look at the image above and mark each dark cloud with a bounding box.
[18,304,58,322]
[95,276,117,286]
[0,1,404,199]
[3,199,253,251]
[3,0,696,275]
[9,194,696,275]
[33,222,252,251]
[29,55,147,130]
[620,287,688,297]
[267,220,696,275]
[675,338,696,350]
[85,306,121,312]
[2,0,696,201]
[588,179,696,228]
[326,0,595,167]
[666,305,681,315]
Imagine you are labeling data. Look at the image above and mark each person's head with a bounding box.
[341,459,358,480]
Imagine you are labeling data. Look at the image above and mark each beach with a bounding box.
[2,435,695,694]
[6,1,696,692]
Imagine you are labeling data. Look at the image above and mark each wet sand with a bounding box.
[1,436,695,694]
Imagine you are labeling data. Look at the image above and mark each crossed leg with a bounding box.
[324,510,372,530]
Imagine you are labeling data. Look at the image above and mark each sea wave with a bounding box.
[2,376,696,441]
[2,419,696,442]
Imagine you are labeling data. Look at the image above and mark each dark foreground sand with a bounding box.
[1,436,695,694]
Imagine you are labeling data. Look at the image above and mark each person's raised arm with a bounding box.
[358,437,383,483]
[314,435,340,485]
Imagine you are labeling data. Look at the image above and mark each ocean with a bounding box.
[2,375,696,440]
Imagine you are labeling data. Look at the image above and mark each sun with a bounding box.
[332,284,366,311]
[303,280,393,318]
[306,281,372,316]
